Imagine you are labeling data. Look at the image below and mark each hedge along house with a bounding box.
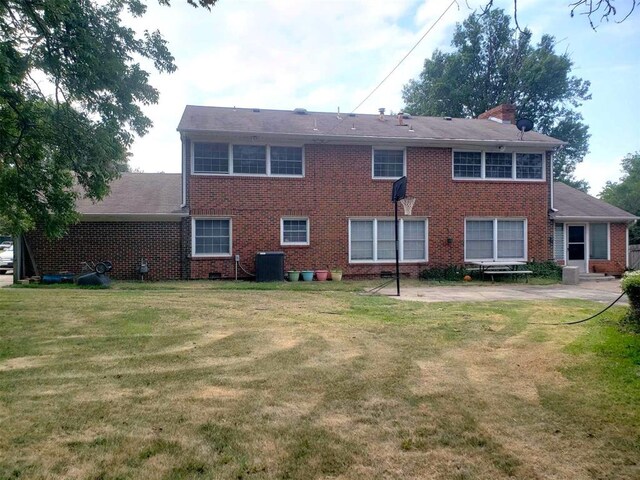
[19,104,636,281]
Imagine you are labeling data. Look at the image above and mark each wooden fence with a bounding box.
[630,245,640,270]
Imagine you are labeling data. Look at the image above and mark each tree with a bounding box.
[0,0,216,238]
[402,9,591,190]
[600,152,640,244]
[482,0,638,31]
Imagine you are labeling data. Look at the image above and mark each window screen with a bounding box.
[485,152,513,178]
[194,219,230,255]
[377,221,395,260]
[282,219,308,244]
[453,152,482,178]
[516,153,543,179]
[403,220,426,260]
[351,221,374,260]
[497,220,525,258]
[466,220,494,259]
[373,150,404,178]
[193,143,229,173]
[271,146,303,175]
[589,223,608,259]
[233,145,266,174]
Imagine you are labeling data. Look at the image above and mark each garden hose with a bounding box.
[531,291,627,326]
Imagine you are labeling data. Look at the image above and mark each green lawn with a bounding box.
[0,281,638,479]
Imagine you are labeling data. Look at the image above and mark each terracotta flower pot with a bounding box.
[315,270,329,281]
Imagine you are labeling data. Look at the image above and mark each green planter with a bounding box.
[287,271,300,282]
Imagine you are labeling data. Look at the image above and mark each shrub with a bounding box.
[621,270,640,329]
[525,261,562,279]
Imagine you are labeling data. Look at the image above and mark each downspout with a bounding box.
[180,134,187,208]
[13,235,22,284]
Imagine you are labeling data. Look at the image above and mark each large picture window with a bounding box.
[373,149,405,178]
[453,151,544,180]
[192,143,303,176]
[465,218,526,261]
[349,218,427,262]
[281,218,309,245]
[193,218,231,256]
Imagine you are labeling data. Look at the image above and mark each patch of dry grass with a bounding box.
[0,282,637,479]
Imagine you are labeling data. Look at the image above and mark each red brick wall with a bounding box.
[187,144,551,279]
[26,221,183,280]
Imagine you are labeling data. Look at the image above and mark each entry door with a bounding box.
[567,225,587,272]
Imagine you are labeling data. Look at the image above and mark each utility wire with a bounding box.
[350,0,458,115]
[531,291,626,326]
[323,0,459,137]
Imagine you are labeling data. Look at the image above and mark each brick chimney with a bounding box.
[478,104,516,124]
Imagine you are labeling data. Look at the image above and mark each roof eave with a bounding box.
[177,128,564,149]
[553,215,639,224]
[79,213,187,222]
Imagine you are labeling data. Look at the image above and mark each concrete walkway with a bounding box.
[382,279,628,305]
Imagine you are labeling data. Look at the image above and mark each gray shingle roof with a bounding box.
[178,106,564,148]
[553,182,637,221]
[76,173,183,216]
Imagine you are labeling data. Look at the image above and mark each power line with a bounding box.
[349,0,458,115]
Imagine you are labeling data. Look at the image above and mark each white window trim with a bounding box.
[464,217,528,262]
[280,217,310,246]
[191,142,305,178]
[452,150,546,182]
[372,147,407,180]
[348,217,428,264]
[191,217,233,258]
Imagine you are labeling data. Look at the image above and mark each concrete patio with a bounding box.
[382,279,628,305]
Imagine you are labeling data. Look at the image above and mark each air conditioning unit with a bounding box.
[255,252,285,282]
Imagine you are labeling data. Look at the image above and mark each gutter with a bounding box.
[79,213,187,222]
[553,215,639,224]
[177,128,566,149]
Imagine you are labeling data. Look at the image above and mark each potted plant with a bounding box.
[287,270,300,282]
[315,269,329,281]
[330,268,343,281]
[301,270,314,281]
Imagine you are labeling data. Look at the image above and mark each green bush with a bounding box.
[621,271,640,329]
[525,261,562,279]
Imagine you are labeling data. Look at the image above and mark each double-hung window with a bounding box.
[373,148,405,178]
[193,218,231,256]
[193,143,229,174]
[349,218,427,262]
[233,145,266,174]
[281,218,309,246]
[453,151,544,180]
[465,218,526,261]
[192,142,303,176]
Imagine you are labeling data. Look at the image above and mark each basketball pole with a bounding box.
[395,199,400,297]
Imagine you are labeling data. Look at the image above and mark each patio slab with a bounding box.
[382,279,628,305]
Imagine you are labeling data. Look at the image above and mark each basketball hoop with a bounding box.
[399,196,416,215]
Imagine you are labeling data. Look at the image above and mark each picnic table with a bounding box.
[467,261,532,282]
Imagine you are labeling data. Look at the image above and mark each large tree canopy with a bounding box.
[402,9,591,191]
[600,152,640,245]
[0,0,216,238]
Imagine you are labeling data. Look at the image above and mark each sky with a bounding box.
[127,0,640,195]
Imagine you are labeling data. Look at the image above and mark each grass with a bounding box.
[0,281,637,479]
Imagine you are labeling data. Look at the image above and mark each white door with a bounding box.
[566,224,587,272]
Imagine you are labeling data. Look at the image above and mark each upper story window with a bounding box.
[233,145,266,174]
[271,147,303,175]
[192,142,303,177]
[193,143,229,174]
[453,151,544,181]
[453,151,481,178]
[373,148,405,179]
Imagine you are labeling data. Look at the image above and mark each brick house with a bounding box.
[21,104,637,280]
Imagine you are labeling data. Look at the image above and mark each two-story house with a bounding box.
[22,104,636,280]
